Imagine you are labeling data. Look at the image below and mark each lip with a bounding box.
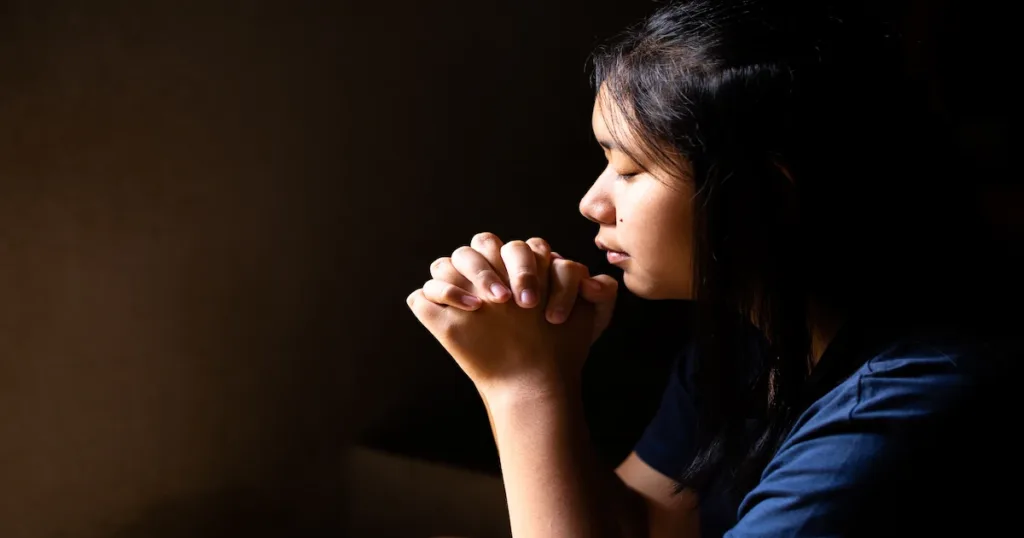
[606,250,631,264]
[595,238,627,253]
[596,238,630,264]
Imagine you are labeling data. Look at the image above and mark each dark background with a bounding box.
[0,1,1014,537]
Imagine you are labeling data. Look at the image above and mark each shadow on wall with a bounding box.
[1,0,614,534]
[3,0,1014,536]
[98,487,342,538]
[0,1,364,536]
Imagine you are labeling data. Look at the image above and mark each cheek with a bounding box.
[612,178,695,299]
[634,190,694,290]
[627,189,691,254]
[662,197,694,264]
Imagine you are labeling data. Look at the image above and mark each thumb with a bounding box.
[580,275,618,340]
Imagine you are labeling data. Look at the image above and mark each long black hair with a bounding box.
[590,0,983,503]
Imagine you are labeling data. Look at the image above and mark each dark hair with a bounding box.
[590,0,983,503]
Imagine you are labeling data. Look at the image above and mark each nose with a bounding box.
[579,174,615,225]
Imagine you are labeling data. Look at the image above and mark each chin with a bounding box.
[623,273,673,300]
[623,271,693,300]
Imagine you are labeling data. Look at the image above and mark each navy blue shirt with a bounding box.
[634,320,1016,537]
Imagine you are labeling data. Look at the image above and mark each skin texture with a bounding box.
[406,87,701,537]
[580,89,696,301]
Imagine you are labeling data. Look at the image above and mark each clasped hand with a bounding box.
[407,233,618,394]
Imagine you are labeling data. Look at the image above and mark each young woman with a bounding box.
[406,1,1015,536]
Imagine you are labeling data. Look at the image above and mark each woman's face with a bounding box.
[579,88,695,300]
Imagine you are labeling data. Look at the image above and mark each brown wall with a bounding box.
[0,1,1012,537]
[0,1,650,535]
[0,2,361,536]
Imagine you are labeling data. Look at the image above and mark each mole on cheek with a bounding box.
[619,218,624,222]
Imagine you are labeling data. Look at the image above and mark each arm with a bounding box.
[483,380,700,538]
[478,339,703,538]
[616,453,701,538]
[411,234,699,536]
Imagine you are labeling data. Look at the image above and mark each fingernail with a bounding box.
[549,307,566,323]
[490,283,510,300]
[520,289,536,306]
[461,295,482,308]
[584,279,602,292]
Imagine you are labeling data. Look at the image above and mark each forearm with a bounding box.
[478,388,499,453]
[483,380,647,538]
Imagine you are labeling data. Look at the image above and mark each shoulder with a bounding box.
[815,333,974,424]
[728,329,1018,537]
[800,326,1010,431]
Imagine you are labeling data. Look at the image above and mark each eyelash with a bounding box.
[616,172,639,181]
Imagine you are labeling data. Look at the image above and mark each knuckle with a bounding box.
[526,237,550,251]
[471,232,500,247]
[474,267,497,281]
[426,280,457,304]
[451,245,475,260]
[502,241,532,260]
[430,266,451,281]
[513,273,537,288]
[511,265,535,278]
[438,317,458,339]
[555,258,582,272]
[552,258,574,273]
[502,240,528,251]
[552,259,586,282]
[441,284,462,302]
[410,293,429,314]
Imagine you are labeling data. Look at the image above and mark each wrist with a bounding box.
[477,372,581,410]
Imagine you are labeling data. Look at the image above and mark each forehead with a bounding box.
[591,92,615,135]
[590,88,694,182]
[591,91,637,150]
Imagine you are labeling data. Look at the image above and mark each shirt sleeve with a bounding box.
[632,345,700,481]
[725,350,968,537]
